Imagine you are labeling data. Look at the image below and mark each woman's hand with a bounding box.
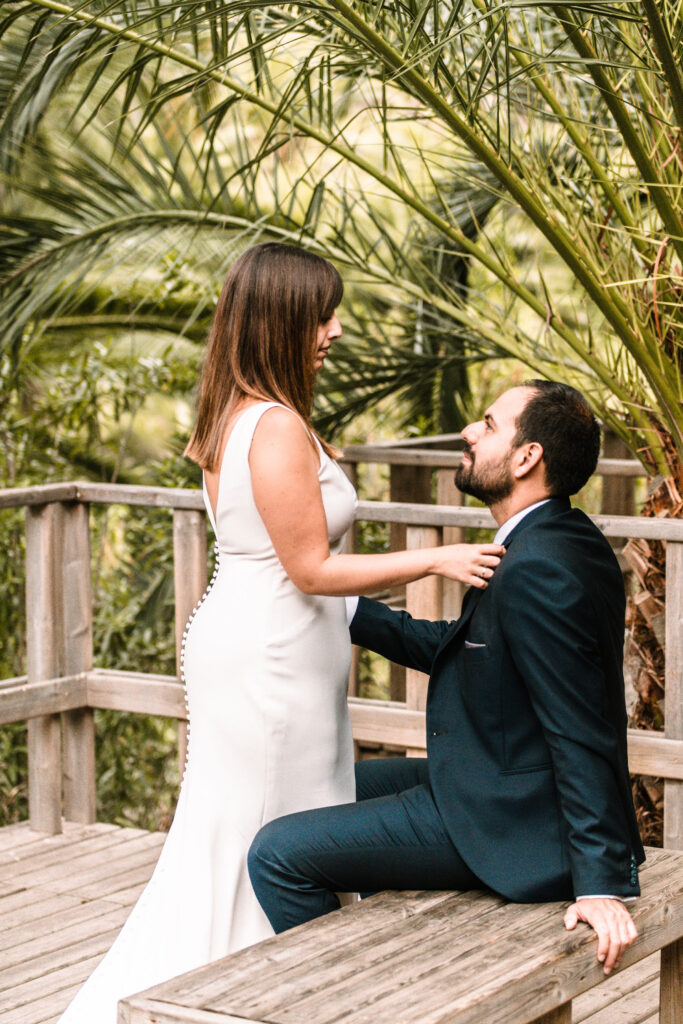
[249,407,504,596]
[432,544,505,588]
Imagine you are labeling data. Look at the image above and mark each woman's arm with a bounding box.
[249,407,503,597]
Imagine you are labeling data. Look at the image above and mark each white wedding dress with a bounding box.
[59,402,357,1023]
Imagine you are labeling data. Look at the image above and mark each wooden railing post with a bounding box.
[25,503,64,833]
[173,510,208,774]
[601,431,637,517]
[61,501,95,824]
[389,466,432,701]
[601,432,636,560]
[340,462,360,699]
[660,936,683,1024]
[664,540,683,850]
[436,468,466,620]
[405,525,442,758]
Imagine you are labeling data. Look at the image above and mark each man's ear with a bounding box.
[513,442,544,479]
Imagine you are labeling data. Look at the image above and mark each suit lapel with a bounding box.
[433,498,571,661]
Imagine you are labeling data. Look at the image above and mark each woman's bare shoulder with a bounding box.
[248,405,318,469]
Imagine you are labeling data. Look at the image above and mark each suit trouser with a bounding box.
[248,757,482,934]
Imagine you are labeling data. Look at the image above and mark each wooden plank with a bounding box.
[142,896,547,1018]
[436,468,465,620]
[0,673,88,725]
[600,433,636,541]
[342,448,643,477]
[0,672,27,689]
[531,1008,571,1024]
[627,730,683,782]
[173,509,207,776]
[26,502,65,834]
[76,859,163,901]
[61,500,95,823]
[27,716,62,835]
[345,433,462,451]
[4,673,682,782]
[387,466,432,701]
[6,979,88,1024]
[1,904,129,977]
[579,974,657,1023]
[354,501,683,541]
[86,668,185,718]
[664,541,683,850]
[405,525,440,757]
[267,893,676,1024]
[0,457,644,516]
[0,820,55,852]
[99,879,149,907]
[350,700,683,782]
[76,482,204,511]
[119,1000,262,1024]
[133,849,683,1024]
[572,954,658,1022]
[7,493,683,540]
[139,890,471,1005]
[0,826,151,885]
[0,820,116,861]
[0,925,125,1001]
[405,526,441,717]
[660,937,683,1024]
[0,482,79,510]
[348,698,425,749]
[8,831,163,890]
[231,907,566,1023]
[0,892,83,938]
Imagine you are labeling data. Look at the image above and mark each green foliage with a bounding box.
[0,325,204,829]
[95,712,180,831]
[4,0,683,468]
[2,0,681,828]
[0,724,27,827]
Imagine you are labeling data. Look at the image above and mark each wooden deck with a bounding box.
[0,822,671,1024]
[0,821,163,1023]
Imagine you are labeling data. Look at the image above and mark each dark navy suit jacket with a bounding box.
[351,498,645,902]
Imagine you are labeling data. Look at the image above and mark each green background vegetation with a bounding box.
[2,0,680,831]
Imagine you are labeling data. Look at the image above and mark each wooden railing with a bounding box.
[340,433,644,699]
[0,480,681,855]
[340,431,642,518]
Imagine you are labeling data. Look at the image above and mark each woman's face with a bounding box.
[313,312,342,372]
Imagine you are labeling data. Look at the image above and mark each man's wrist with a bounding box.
[575,894,636,903]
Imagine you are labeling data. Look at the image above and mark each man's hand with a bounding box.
[564,898,638,974]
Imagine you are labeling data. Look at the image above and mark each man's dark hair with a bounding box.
[513,380,601,496]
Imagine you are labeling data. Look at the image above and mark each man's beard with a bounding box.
[455,447,515,505]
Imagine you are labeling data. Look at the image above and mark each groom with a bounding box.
[249,380,645,974]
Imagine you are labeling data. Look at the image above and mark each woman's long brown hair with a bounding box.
[185,243,343,470]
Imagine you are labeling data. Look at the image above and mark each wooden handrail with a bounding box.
[2,671,682,783]
[0,482,680,850]
[2,482,680,538]
[342,446,644,475]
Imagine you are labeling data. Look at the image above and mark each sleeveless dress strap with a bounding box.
[203,402,317,530]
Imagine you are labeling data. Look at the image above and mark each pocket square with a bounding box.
[464,641,487,649]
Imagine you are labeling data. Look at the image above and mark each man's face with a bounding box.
[455,387,534,505]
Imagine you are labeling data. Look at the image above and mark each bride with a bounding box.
[58,242,503,1023]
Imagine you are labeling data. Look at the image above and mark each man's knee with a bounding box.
[248,818,286,891]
